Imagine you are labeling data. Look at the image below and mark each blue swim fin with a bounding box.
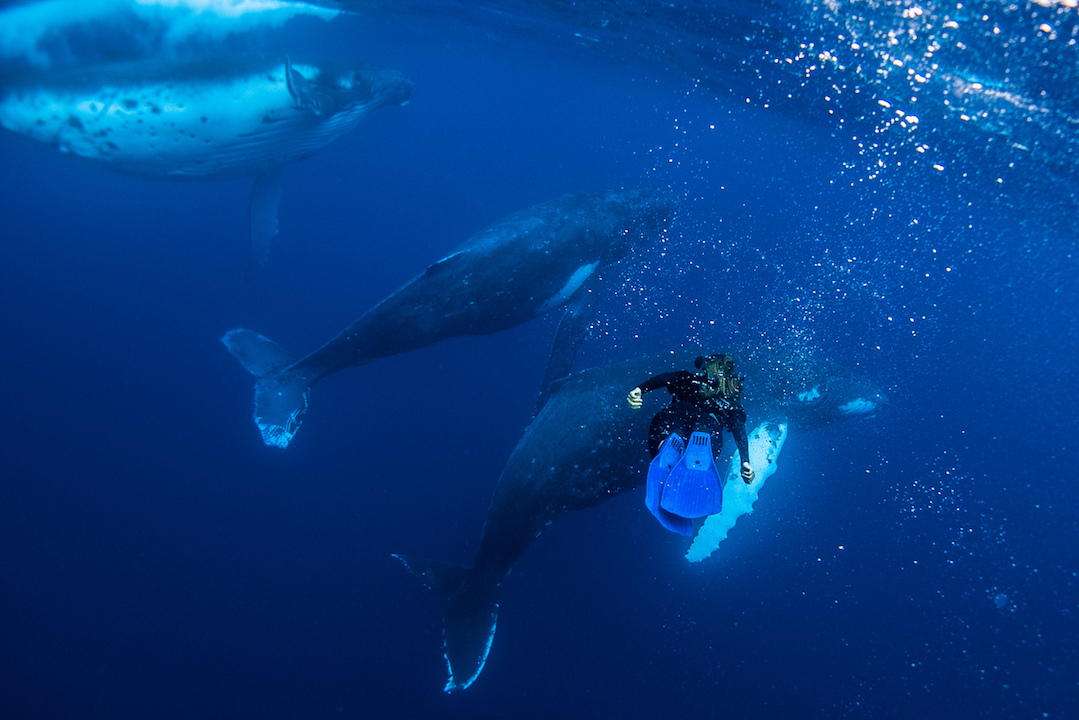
[645,434,693,535]
[660,431,723,519]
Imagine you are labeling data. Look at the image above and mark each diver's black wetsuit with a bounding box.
[637,371,751,465]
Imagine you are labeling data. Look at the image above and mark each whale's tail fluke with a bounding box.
[220,328,309,449]
[394,554,503,692]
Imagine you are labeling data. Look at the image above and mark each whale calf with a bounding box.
[221,188,677,447]
[0,53,412,268]
[395,350,885,691]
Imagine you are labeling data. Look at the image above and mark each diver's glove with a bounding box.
[627,387,643,410]
[741,461,755,484]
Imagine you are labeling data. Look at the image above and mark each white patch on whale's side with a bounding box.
[685,421,787,563]
[797,385,821,403]
[839,398,878,416]
[539,262,598,313]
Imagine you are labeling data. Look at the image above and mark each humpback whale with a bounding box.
[0,0,341,70]
[221,188,677,448]
[395,350,885,691]
[0,53,412,269]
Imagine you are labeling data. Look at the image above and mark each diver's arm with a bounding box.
[629,371,695,409]
[629,372,682,409]
[729,408,755,482]
[637,371,688,393]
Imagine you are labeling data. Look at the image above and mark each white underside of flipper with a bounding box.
[685,420,788,563]
[539,262,598,313]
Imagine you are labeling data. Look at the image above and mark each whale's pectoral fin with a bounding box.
[535,287,598,415]
[247,167,285,278]
[220,328,310,449]
[394,554,502,693]
[685,420,788,562]
[285,57,335,116]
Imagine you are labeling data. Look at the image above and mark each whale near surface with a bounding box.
[396,350,885,691]
[0,53,412,267]
[0,0,341,70]
[0,54,411,177]
[221,188,677,448]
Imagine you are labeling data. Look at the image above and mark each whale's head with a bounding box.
[287,58,413,118]
[782,370,888,431]
[338,63,414,108]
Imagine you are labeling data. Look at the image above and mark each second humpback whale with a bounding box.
[395,350,885,691]
[0,53,412,269]
[0,0,341,70]
[222,189,677,448]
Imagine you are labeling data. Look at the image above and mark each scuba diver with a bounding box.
[627,353,754,535]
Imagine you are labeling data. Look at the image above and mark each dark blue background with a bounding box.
[2,9,1076,720]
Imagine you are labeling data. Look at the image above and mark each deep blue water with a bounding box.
[1,2,1077,718]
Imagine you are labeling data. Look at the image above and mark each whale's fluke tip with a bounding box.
[395,554,502,693]
[221,327,308,447]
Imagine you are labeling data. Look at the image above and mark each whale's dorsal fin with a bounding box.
[285,57,334,116]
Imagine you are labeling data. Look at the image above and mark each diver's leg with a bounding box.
[648,408,679,457]
[703,411,725,463]
[711,426,724,463]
